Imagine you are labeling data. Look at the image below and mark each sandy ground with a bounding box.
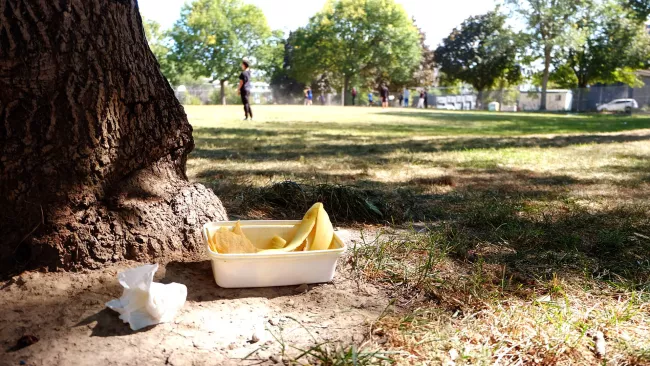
[0,229,390,366]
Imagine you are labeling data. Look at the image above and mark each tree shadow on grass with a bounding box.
[191,127,650,162]
[194,164,650,288]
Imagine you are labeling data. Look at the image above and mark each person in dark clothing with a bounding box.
[423,91,429,109]
[398,93,404,107]
[351,87,358,106]
[239,58,252,120]
[380,83,389,109]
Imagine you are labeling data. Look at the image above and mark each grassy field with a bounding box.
[186,105,650,365]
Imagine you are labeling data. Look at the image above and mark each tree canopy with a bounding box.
[169,0,274,104]
[290,0,422,103]
[143,18,183,86]
[506,0,587,110]
[434,11,522,107]
[557,1,650,88]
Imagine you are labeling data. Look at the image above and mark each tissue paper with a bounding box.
[106,264,187,331]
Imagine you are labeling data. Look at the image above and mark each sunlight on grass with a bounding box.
[186,105,650,365]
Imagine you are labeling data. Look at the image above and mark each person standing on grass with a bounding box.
[368,92,373,106]
[239,58,253,121]
[424,90,429,109]
[403,88,410,107]
[307,87,313,106]
[417,90,425,108]
[319,94,325,105]
[398,93,404,107]
[380,83,389,109]
[352,87,358,106]
[304,87,309,105]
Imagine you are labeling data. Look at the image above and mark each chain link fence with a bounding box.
[172,83,650,113]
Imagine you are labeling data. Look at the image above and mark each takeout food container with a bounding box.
[202,220,346,288]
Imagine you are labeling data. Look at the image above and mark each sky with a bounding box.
[138,0,497,48]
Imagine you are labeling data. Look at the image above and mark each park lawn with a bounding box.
[186,105,650,365]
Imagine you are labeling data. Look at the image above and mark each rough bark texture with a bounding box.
[540,45,552,111]
[0,0,227,276]
[220,79,226,105]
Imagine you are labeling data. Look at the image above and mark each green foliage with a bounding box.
[183,93,203,105]
[169,0,274,85]
[142,17,183,85]
[558,1,650,88]
[434,11,522,97]
[270,32,308,103]
[291,0,422,94]
[405,20,436,88]
[623,0,650,22]
[209,87,240,105]
[506,0,587,109]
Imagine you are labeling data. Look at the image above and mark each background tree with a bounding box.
[291,0,422,105]
[390,20,436,90]
[434,11,522,109]
[0,0,227,275]
[270,32,307,103]
[169,0,274,105]
[143,18,183,86]
[623,0,650,22]
[556,1,650,88]
[506,0,586,110]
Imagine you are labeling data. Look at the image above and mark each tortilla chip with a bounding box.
[232,221,244,235]
[210,226,258,254]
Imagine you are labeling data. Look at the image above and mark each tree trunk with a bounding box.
[220,79,227,105]
[0,0,227,276]
[343,75,350,106]
[476,90,484,110]
[540,45,552,111]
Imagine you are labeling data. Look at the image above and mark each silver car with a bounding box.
[597,99,638,113]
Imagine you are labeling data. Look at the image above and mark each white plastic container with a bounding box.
[202,220,346,288]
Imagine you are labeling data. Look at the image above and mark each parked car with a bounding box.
[597,99,638,113]
[436,103,456,110]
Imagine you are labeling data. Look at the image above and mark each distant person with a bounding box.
[403,88,410,107]
[424,91,429,109]
[417,90,425,108]
[239,57,253,121]
[380,83,389,109]
[319,94,325,105]
[304,88,309,105]
[368,92,373,106]
[351,87,358,106]
[304,87,313,106]
[398,93,404,107]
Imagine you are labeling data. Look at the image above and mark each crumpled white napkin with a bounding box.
[106,264,187,331]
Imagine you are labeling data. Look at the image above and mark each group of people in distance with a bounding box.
[238,57,429,120]
[350,86,429,109]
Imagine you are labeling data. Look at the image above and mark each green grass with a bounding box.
[186,105,650,365]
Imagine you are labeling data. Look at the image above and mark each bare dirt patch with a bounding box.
[0,230,390,366]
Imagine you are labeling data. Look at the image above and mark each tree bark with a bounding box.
[540,44,552,111]
[343,75,350,106]
[0,0,227,276]
[220,79,227,105]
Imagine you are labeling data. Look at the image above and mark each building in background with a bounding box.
[250,82,272,104]
[519,90,573,111]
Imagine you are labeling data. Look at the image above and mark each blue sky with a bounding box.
[138,0,496,48]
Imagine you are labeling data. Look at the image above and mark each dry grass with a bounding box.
[186,105,650,365]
